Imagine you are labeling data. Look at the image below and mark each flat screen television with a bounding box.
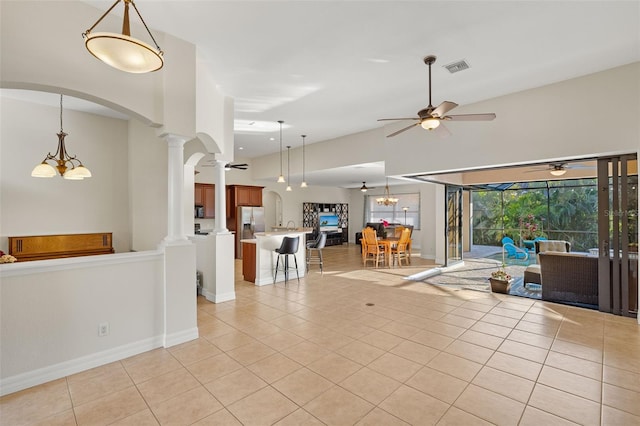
[319,214,340,232]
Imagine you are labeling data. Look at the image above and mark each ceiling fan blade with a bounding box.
[567,163,596,170]
[434,122,452,138]
[446,113,496,121]
[431,101,458,118]
[387,122,420,137]
[378,117,420,122]
[231,163,249,169]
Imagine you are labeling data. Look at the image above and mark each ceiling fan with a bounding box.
[201,162,249,170]
[360,181,373,192]
[378,55,496,138]
[224,163,248,171]
[528,162,595,176]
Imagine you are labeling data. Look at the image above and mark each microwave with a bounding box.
[195,206,204,218]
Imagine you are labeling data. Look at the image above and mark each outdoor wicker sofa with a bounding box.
[538,252,598,306]
[523,240,572,286]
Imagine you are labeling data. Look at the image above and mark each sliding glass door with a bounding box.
[446,185,464,266]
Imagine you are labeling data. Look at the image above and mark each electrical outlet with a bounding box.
[98,322,110,337]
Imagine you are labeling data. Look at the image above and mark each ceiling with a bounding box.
[6,1,639,188]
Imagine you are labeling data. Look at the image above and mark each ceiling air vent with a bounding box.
[443,59,470,74]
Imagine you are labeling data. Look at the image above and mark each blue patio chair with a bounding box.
[503,242,529,260]
[501,237,515,245]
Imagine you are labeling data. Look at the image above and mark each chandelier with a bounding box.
[377,179,398,206]
[31,95,92,180]
[83,0,163,73]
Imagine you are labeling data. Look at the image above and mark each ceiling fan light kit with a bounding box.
[360,182,368,192]
[378,55,496,137]
[421,118,440,130]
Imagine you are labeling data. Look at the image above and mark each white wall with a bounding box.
[0,252,164,395]
[0,1,162,126]
[129,120,169,251]
[0,96,130,253]
[385,62,640,177]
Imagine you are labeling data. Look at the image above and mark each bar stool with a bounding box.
[306,232,327,274]
[274,236,300,285]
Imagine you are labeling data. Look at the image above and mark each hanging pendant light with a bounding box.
[286,146,292,192]
[31,95,92,180]
[300,135,308,188]
[376,178,398,206]
[277,120,285,183]
[82,0,164,73]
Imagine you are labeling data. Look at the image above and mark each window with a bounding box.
[365,193,420,229]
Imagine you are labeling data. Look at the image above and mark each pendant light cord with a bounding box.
[301,135,306,181]
[287,146,291,183]
[278,120,284,177]
[59,94,64,132]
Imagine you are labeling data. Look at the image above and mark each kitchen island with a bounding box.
[241,228,312,285]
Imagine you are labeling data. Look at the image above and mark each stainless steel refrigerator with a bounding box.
[236,206,265,258]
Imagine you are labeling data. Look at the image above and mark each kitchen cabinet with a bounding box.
[195,183,215,218]
[229,185,263,207]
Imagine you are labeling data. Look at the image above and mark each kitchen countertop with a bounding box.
[258,228,314,236]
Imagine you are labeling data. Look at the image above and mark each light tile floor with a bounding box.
[2,245,639,425]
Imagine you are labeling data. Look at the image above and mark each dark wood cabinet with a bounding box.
[195,183,215,218]
[229,185,263,207]
[194,184,204,206]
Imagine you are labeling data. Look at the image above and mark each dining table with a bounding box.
[377,237,412,266]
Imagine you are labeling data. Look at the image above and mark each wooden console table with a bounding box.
[8,233,114,262]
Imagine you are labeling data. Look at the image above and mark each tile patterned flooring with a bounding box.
[2,244,639,425]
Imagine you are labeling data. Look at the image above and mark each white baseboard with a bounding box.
[163,327,199,348]
[204,289,236,303]
[0,335,164,396]
[212,291,236,303]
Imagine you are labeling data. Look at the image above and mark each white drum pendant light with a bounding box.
[83,0,164,73]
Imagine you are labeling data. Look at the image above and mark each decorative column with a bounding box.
[213,159,229,233]
[165,134,188,243]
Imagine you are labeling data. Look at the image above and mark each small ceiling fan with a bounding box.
[378,55,496,138]
[528,162,595,176]
[224,163,248,171]
[201,162,248,170]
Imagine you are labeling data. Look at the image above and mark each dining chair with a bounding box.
[362,227,386,267]
[394,226,405,239]
[391,228,412,266]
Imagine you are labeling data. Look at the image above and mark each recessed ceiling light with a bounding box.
[270,137,275,141]
[238,147,244,150]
